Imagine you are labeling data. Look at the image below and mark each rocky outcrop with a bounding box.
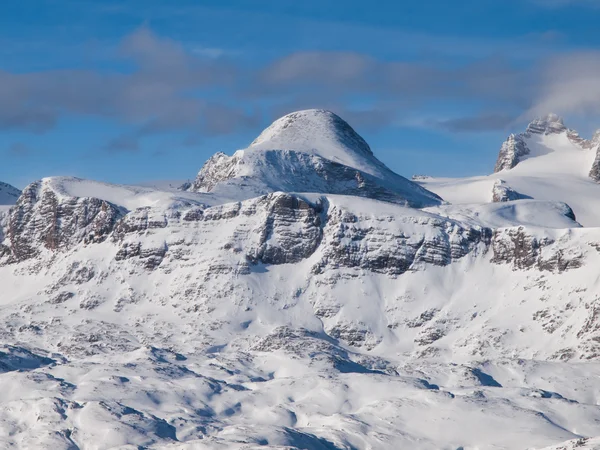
[588,131,600,182]
[494,114,597,173]
[312,204,491,276]
[491,180,531,202]
[585,130,600,149]
[190,149,442,208]
[2,181,124,262]
[525,113,566,135]
[590,152,600,182]
[13,178,586,278]
[494,134,530,172]
[109,193,324,270]
[1,177,586,280]
[112,208,168,240]
[246,193,323,265]
[491,227,583,272]
[187,151,243,193]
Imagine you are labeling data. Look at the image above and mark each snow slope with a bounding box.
[419,115,600,226]
[42,176,212,210]
[1,111,600,449]
[2,184,600,448]
[2,188,600,449]
[426,199,579,229]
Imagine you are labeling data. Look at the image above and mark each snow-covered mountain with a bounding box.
[1,111,600,449]
[420,114,600,226]
[185,109,442,208]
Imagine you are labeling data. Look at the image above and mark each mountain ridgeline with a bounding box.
[0,110,600,449]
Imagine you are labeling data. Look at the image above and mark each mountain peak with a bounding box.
[186,109,442,208]
[526,113,566,135]
[250,109,373,164]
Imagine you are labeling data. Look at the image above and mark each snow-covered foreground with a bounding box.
[1,110,600,449]
[3,238,600,449]
[2,343,600,449]
[2,187,600,449]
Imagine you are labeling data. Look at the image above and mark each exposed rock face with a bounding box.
[312,203,491,276]
[188,151,243,193]
[567,129,588,148]
[3,177,587,280]
[590,152,600,182]
[525,113,567,135]
[112,207,169,239]
[588,131,600,182]
[570,128,600,151]
[109,192,325,271]
[491,227,583,272]
[0,176,491,279]
[494,114,598,174]
[189,150,431,205]
[492,180,531,202]
[494,134,530,172]
[248,193,323,265]
[106,192,491,275]
[2,181,124,262]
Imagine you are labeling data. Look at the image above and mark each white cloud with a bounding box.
[526,52,600,119]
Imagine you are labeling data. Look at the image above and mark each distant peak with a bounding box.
[526,113,566,135]
[250,109,373,158]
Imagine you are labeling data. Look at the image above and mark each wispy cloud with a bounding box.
[103,135,140,153]
[1,24,599,149]
[432,114,517,133]
[0,27,256,149]
[525,51,600,119]
[7,142,34,157]
[257,53,548,112]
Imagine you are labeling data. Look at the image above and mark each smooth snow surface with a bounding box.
[250,109,376,173]
[426,199,580,229]
[40,176,250,212]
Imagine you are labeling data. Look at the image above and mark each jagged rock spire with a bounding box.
[495,114,600,174]
[494,134,530,172]
[525,113,566,135]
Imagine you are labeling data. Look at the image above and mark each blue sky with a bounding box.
[2,0,600,187]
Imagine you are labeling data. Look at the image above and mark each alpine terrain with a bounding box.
[1,109,600,449]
